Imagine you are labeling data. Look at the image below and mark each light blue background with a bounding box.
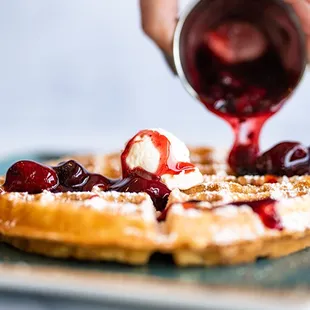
[0,0,309,156]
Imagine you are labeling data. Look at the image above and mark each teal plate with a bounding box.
[0,154,310,310]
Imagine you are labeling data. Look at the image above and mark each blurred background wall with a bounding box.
[0,0,309,156]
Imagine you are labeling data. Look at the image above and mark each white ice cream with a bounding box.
[126,134,160,174]
[124,128,203,190]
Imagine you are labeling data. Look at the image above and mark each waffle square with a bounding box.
[0,190,158,264]
[165,176,310,265]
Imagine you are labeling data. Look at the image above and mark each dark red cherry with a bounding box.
[53,160,88,188]
[53,160,112,191]
[81,174,111,191]
[256,142,310,177]
[3,160,58,194]
[110,168,170,211]
[228,143,259,175]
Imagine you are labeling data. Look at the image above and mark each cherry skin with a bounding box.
[256,142,310,177]
[81,174,111,191]
[53,160,111,192]
[3,160,58,194]
[110,168,170,211]
[53,160,89,188]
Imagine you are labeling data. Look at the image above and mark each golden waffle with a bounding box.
[0,189,159,264]
[1,147,310,266]
[166,175,310,265]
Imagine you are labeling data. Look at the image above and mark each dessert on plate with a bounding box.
[0,1,307,266]
[1,129,310,266]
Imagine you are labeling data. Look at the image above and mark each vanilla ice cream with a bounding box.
[121,128,203,190]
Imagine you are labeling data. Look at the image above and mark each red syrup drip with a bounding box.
[121,130,195,178]
[183,24,301,175]
[231,198,282,230]
[159,198,282,230]
[227,116,267,175]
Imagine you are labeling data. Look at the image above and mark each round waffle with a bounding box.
[1,147,310,266]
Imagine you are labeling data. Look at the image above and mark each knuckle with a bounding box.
[141,22,157,39]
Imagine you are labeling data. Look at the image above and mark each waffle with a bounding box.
[1,147,310,266]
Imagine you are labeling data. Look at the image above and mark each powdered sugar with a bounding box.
[2,189,156,223]
[82,192,156,222]
[168,195,310,246]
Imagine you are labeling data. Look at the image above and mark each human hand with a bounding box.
[140,0,310,62]
[139,0,178,55]
[285,0,310,58]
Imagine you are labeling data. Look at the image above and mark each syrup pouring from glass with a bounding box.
[173,0,308,176]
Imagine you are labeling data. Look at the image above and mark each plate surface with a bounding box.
[0,153,310,310]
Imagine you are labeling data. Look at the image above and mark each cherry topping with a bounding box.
[231,198,282,230]
[3,160,58,194]
[264,175,278,184]
[3,159,113,194]
[53,160,111,192]
[111,168,170,211]
[53,160,88,188]
[81,174,111,191]
[256,142,310,177]
[159,198,282,229]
